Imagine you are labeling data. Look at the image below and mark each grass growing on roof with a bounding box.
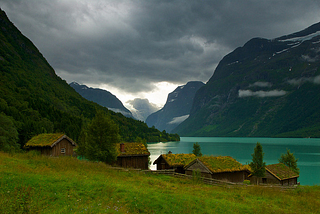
[116,142,150,156]
[162,153,196,166]
[199,156,249,173]
[25,133,65,147]
[267,163,299,180]
[0,151,319,213]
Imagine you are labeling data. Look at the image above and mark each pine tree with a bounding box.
[249,142,266,178]
[279,149,299,174]
[192,142,202,157]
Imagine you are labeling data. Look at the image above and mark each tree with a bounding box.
[78,110,120,163]
[249,142,266,179]
[279,149,299,174]
[0,113,20,152]
[192,142,202,157]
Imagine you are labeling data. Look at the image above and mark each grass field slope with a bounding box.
[0,152,319,213]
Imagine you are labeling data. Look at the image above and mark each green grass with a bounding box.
[1,152,319,213]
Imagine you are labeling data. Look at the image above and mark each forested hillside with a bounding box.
[0,9,179,150]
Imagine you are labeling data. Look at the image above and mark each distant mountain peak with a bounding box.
[146,81,204,133]
[70,82,80,86]
[69,82,133,118]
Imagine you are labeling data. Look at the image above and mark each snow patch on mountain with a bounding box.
[273,31,320,57]
[279,31,320,43]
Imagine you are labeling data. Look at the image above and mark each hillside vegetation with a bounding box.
[0,9,179,151]
[0,152,319,213]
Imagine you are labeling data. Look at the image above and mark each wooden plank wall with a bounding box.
[116,156,149,170]
[156,159,170,170]
[51,139,75,156]
[212,171,247,183]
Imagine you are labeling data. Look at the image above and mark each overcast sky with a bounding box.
[1,0,320,109]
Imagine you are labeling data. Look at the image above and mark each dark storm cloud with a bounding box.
[1,0,320,94]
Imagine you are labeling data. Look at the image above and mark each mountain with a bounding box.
[0,8,179,147]
[173,22,320,138]
[127,98,159,121]
[146,81,205,133]
[69,82,133,118]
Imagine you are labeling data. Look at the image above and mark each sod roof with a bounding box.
[194,156,249,173]
[266,163,299,180]
[117,143,150,156]
[25,133,77,147]
[154,154,196,167]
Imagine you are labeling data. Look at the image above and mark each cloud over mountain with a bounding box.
[127,98,159,121]
[238,90,287,98]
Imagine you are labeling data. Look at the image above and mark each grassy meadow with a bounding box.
[0,152,319,214]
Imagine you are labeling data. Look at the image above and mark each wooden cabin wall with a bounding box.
[156,159,171,170]
[281,178,297,186]
[250,172,298,186]
[263,171,281,184]
[211,171,247,183]
[51,139,75,156]
[185,170,212,179]
[35,147,52,156]
[116,156,149,170]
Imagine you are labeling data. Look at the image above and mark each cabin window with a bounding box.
[262,178,267,183]
[61,148,66,154]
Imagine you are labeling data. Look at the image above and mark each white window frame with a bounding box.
[61,148,66,154]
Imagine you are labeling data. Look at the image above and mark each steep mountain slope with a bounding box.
[0,9,179,146]
[174,22,320,137]
[146,81,204,133]
[69,82,133,118]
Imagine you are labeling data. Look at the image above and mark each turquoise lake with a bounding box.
[148,137,320,185]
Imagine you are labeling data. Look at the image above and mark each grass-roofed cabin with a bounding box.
[115,143,150,170]
[25,133,77,156]
[184,156,250,183]
[153,153,196,173]
[250,163,299,186]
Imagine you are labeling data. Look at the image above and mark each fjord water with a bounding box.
[148,137,320,185]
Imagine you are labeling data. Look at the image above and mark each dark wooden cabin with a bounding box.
[25,133,77,156]
[250,163,299,186]
[153,153,196,173]
[184,156,250,183]
[115,142,150,170]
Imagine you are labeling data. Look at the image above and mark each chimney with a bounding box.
[120,143,125,153]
